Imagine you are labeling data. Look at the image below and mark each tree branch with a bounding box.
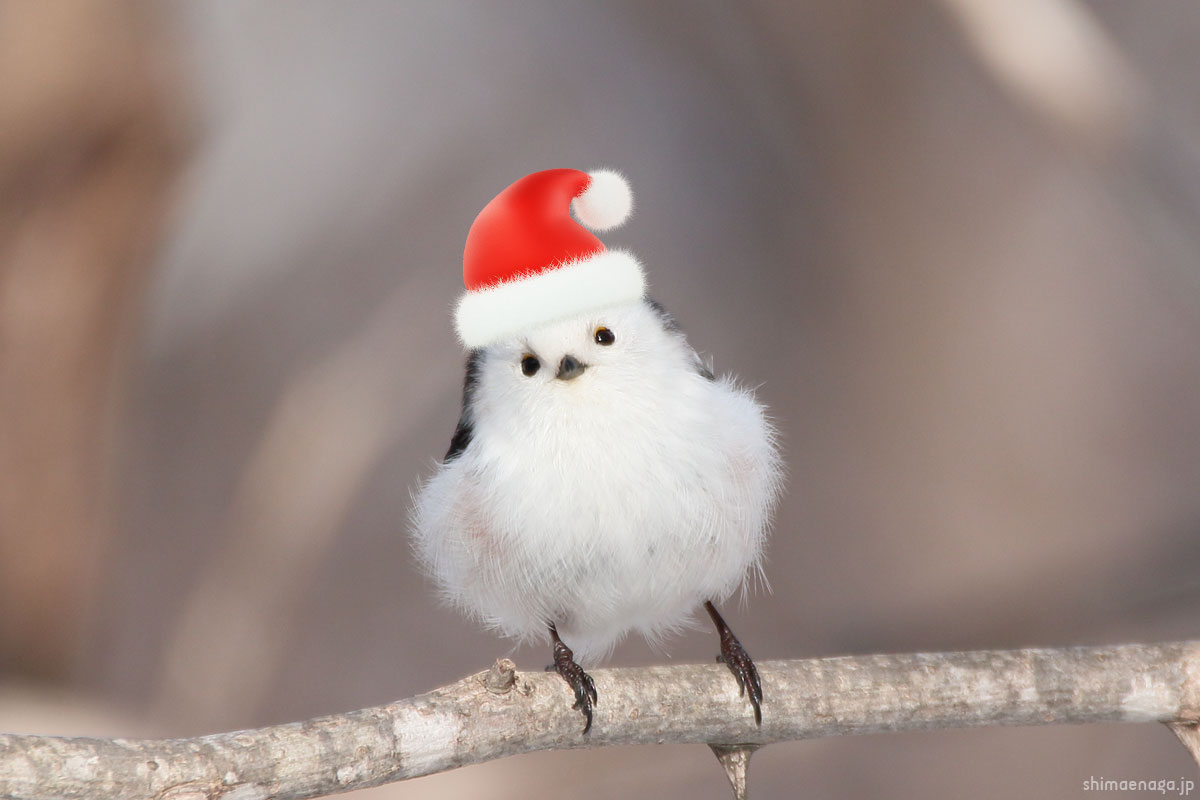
[3,642,1199,800]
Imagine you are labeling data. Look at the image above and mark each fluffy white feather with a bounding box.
[413,300,783,663]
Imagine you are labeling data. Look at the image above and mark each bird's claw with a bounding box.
[703,598,764,728]
[552,635,597,734]
[717,633,762,725]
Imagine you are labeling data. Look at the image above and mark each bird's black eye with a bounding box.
[594,326,615,346]
[520,355,540,376]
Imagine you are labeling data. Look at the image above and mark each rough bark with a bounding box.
[2,642,1198,800]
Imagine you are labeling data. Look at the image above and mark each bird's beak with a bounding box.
[555,354,587,381]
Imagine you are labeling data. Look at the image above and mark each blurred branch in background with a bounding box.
[3,643,1200,800]
[0,0,181,680]
[940,0,1140,154]
[150,288,437,729]
[941,0,1200,301]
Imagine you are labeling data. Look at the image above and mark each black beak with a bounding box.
[556,354,587,381]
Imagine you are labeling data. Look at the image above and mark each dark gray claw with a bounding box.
[550,624,597,734]
[706,601,763,725]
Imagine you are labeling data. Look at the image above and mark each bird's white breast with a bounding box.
[411,305,781,662]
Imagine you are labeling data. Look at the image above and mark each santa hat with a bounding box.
[454,168,643,348]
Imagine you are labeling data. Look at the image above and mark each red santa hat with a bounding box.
[454,168,643,348]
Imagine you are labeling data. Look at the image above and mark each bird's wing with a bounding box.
[445,349,484,462]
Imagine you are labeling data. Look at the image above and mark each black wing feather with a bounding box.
[444,349,483,462]
[646,298,714,381]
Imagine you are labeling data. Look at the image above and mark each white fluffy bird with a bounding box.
[412,168,782,732]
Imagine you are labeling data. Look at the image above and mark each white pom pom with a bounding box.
[572,169,633,232]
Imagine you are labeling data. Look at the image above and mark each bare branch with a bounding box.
[3,642,1199,800]
[710,744,758,800]
[1170,722,1200,767]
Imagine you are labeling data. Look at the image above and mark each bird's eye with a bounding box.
[594,326,615,346]
[520,355,540,376]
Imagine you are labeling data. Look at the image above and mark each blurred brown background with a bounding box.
[3,1,1200,797]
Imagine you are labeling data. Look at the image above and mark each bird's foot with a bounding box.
[706,601,763,725]
[549,625,597,734]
